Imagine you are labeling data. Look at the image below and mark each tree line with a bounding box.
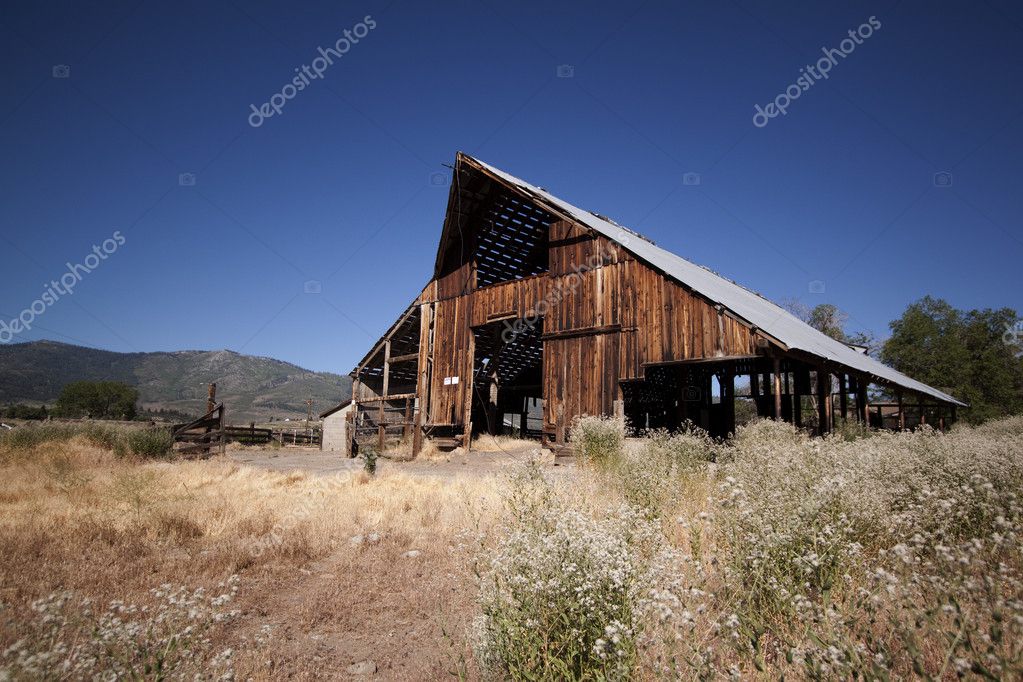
[791,297,1023,424]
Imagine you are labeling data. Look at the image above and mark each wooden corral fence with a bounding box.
[223,424,274,445]
[217,424,322,446]
[348,394,416,457]
[171,402,226,458]
[273,428,321,446]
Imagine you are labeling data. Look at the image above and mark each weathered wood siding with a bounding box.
[416,219,757,433]
[540,222,755,431]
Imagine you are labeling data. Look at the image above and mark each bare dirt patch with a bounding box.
[0,438,534,679]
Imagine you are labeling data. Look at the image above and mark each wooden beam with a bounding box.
[817,368,831,435]
[644,353,761,368]
[403,398,412,441]
[356,393,417,404]
[379,340,390,454]
[389,352,419,364]
[462,327,475,451]
[839,374,848,420]
[543,323,623,341]
[856,375,869,424]
[723,369,735,436]
[772,357,782,420]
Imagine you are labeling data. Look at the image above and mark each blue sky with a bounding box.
[1,1,1021,375]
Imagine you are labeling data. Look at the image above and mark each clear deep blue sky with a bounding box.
[2,1,1021,375]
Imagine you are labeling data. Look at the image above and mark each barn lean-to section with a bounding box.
[347,153,965,457]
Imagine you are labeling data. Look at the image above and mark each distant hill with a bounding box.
[0,340,352,423]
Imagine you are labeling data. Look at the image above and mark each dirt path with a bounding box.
[223,443,572,678]
[228,444,574,480]
[232,542,476,680]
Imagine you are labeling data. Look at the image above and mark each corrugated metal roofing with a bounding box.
[467,154,965,407]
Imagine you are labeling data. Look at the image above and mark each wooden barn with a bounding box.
[347,153,964,456]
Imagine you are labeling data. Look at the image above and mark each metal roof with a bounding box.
[319,398,352,419]
[466,154,965,407]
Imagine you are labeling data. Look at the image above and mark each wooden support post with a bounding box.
[462,330,475,450]
[520,396,529,438]
[817,368,831,435]
[379,340,390,454]
[723,369,736,436]
[219,404,226,456]
[897,391,905,430]
[772,358,782,420]
[487,370,499,436]
[348,378,362,457]
[783,369,796,426]
[412,302,433,457]
[839,374,848,421]
[403,398,412,441]
[555,404,565,445]
[919,402,926,426]
[856,376,869,424]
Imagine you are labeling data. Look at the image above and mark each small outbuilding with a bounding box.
[320,399,353,453]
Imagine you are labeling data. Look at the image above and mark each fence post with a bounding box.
[219,405,226,456]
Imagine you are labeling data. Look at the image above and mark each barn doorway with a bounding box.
[468,316,545,441]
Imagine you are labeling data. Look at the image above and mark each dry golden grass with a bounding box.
[468,435,541,453]
[0,436,504,679]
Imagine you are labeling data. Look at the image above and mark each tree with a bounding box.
[54,381,138,420]
[882,296,1023,424]
[783,300,880,354]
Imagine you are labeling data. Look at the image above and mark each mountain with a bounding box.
[0,340,352,423]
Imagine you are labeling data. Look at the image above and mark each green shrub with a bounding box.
[0,422,172,459]
[569,415,625,466]
[610,427,716,516]
[0,422,123,451]
[118,428,174,458]
[362,445,378,475]
[473,467,679,680]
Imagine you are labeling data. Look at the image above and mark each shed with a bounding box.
[319,399,353,453]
